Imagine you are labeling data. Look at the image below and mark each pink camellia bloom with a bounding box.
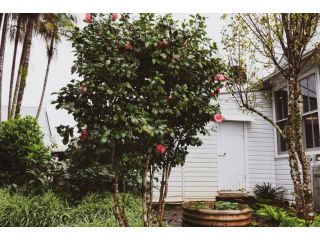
[79,84,87,93]
[168,95,173,100]
[112,13,119,21]
[211,88,221,97]
[80,128,89,142]
[85,13,91,23]
[213,113,224,123]
[124,41,133,50]
[156,144,166,154]
[214,74,226,81]
[158,39,168,49]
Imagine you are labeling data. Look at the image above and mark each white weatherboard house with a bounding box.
[157,54,320,207]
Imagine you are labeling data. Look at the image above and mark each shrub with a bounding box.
[254,182,285,202]
[256,204,306,227]
[279,216,306,227]
[0,116,54,193]
[309,215,320,227]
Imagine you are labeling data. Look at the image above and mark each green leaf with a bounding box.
[161,53,167,59]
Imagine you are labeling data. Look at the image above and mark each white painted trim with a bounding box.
[223,115,255,122]
[316,67,320,148]
[273,66,320,158]
[275,149,320,159]
[243,122,249,191]
[217,122,222,190]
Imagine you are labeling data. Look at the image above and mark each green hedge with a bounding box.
[0,116,54,193]
[0,189,143,227]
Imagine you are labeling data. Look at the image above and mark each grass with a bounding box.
[0,188,143,227]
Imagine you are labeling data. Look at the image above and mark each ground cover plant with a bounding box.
[0,188,143,227]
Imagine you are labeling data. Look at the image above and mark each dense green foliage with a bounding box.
[0,116,59,193]
[0,188,143,227]
[254,182,285,202]
[53,12,223,178]
[53,13,224,225]
[215,201,239,210]
[256,204,320,227]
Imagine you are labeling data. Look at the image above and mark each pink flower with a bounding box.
[80,128,89,142]
[156,144,166,154]
[112,13,119,21]
[124,41,133,50]
[213,113,224,122]
[214,74,226,81]
[211,88,221,97]
[79,84,87,93]
[158,39,168,49]
[85,13,91,23]
[168,95,173,100]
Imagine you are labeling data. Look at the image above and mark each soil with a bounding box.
[164,205,182,227]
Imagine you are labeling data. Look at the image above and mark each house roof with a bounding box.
[262,49,317,85]
[1,106,52,146]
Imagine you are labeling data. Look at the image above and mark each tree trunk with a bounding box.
[147,164,155,224]
[287,77,305,218]
[114,172,125,227]
[11,17,33,118]
[111,148,129,227]
[157,163,171,226]
[37,34,54,118]
[293,79,313,220]
[0,13,9,123]
[0,14,3,34]
[141,156,150,227]
[8,16,21,119]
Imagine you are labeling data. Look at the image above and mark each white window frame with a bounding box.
[273,67,320,158]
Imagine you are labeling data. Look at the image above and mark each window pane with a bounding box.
[275,91,283,120]
[283,89,288,118]
[275,89,287,120]
[277,121,287,152]
[301,78,309,113]
[304,114,314,148]
[308,75,317,111]
[313,113,320,148]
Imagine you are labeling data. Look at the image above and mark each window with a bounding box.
[301,74,320,149]
[275,73,320,153]
[275,88,288,152]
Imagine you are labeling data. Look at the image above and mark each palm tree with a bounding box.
[7,14,24,119]
[11,14,40,118]
[0,13,10,122]
[0,14,3,32]
[36,13,76,118]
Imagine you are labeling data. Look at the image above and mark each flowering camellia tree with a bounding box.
[53,13,224,227]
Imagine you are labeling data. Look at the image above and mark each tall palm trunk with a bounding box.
[8,16,22,119]
[0,13,9,122]
[36,34,54,118]
[0,14,3,33]
[11,17,34,118]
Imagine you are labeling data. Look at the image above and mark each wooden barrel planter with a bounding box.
[182,201,252,227]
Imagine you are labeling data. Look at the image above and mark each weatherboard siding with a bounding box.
[220,93,276,192]
[154,92,276,202]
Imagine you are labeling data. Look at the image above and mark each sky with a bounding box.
[1,13,227,143]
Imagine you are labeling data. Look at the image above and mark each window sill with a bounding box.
[275,149,320,159]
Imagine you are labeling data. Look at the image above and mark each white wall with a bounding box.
[154,91,276,202]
